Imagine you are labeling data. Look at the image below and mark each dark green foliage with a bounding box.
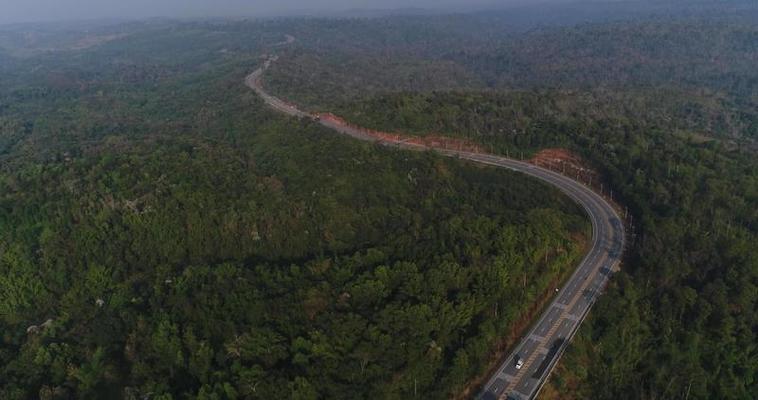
[271,11,758,398]
[265,11,758,140]
[464,19,758,94]
[336,89,758,399]
[2,5,757,399]
[0,20,587,399]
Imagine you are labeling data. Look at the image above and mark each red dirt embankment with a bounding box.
[530,148,600,186]
[317,114,599,183]
[315,115,610,200]
[532,148,628,219]
[317,113,486,153]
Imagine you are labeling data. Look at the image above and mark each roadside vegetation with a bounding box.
[1,2,757,399]
[0,19,587,399]
[336,89,758,399]
[262,6,758,399]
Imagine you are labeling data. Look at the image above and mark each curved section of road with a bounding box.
[246,44,626,400]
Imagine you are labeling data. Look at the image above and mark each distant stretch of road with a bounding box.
[246,40,626,400]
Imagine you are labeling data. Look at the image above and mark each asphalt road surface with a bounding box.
[246,42,626,400]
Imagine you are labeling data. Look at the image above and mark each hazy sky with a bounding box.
[0,0,537,24]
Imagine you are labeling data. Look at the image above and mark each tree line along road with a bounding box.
[246,37,627,400]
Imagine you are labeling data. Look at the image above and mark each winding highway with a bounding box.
[246,40,626,400]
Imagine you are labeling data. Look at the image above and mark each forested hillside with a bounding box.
[0,20,588,399]
[265,9,758,141]
[255,5,758,399]
[335,89,758,399]
[2,2,757,399]
[337,90,758,148]
[458,19,758,93]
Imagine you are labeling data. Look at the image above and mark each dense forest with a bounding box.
[261,7,758,398]
[259,4,758,399]
[0,17,588,400]
[265,8,758,141]
[1,1,757,399]
[336,89,758,399]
